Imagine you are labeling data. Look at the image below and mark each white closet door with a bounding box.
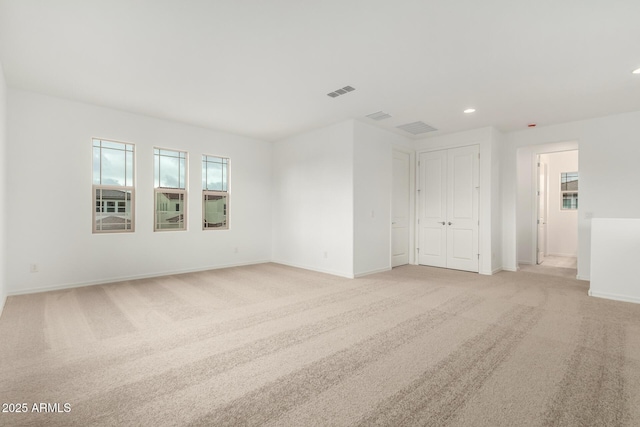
[418,145,479,273]
[446,145,479,272]
[418,150,447,267]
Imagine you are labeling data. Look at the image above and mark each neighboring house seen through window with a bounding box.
[154,148,187,231]
[561,172,578,210]
[202,155,229,230]
[92,138,135,233]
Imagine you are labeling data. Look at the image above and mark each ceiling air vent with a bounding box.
[327,85,355,98]
[396,121,437,135]
[366,111,392,121]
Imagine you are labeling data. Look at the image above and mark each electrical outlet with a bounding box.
[323,251,328,259]
[234,247,239,253]
[30,264,39,273]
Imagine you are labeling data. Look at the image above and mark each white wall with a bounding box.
[6,89,272,294]
[353,120,414,277]
[415,127,498,275]
[272,120,354,277]
[491,128,504,273]
[0,62,7,315]
[5,86,640,297]
[540,151,578,257]
[590,218,640,304]
[505,110,640,280]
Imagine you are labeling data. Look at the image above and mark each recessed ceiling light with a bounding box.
[463,108,476,114]
[633,68,640,74]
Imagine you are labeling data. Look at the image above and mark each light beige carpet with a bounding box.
[518,262,578,280]
[1,263,639,426]
[539,256,577,269]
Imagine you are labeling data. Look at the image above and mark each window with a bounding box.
[202,155,229,229]
[92,139,134,233]
[154,148,187,231]
[561,172,578,210]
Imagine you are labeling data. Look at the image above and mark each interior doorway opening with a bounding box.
[536,150,579,269]
[516,141,579,278]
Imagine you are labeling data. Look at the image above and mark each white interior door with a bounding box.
[418,150,447,268]
[537,160,547,265]
[418,146,479,273]
[392,150,410,267]
[446,145,479,272]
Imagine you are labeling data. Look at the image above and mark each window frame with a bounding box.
[202,154,230,230]
[560,171,578,211]
[154,188,187,232]
[92,138,136,234]
[202,191,230,230]
[154,147,188,232]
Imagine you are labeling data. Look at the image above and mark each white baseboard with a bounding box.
[588,289,640,304]
[576,275,590,281]
[502,266,518,272]
[547,252,577,258]
[518,260,533,266]
[271,260,354,279]
[491,267,503,274]
[8,260,272,296]
[354,267,391,278]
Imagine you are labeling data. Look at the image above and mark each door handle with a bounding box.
[448,222,452,225]
[439,221,445,225]
[392,222,397,224]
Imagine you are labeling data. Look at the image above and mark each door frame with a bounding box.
[536,157,548,264]
[391,146,416,267]
[524,143,579,267]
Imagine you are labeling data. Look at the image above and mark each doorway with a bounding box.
[536,150,579,269]
[516,141,580,277]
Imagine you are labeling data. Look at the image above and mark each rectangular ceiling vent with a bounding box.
[396,121,437,135]
[327,85,355,98]
[366,111,392,121]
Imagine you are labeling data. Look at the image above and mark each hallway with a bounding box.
[519,256,577,279]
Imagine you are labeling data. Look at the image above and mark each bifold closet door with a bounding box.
[418,145,479,273]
